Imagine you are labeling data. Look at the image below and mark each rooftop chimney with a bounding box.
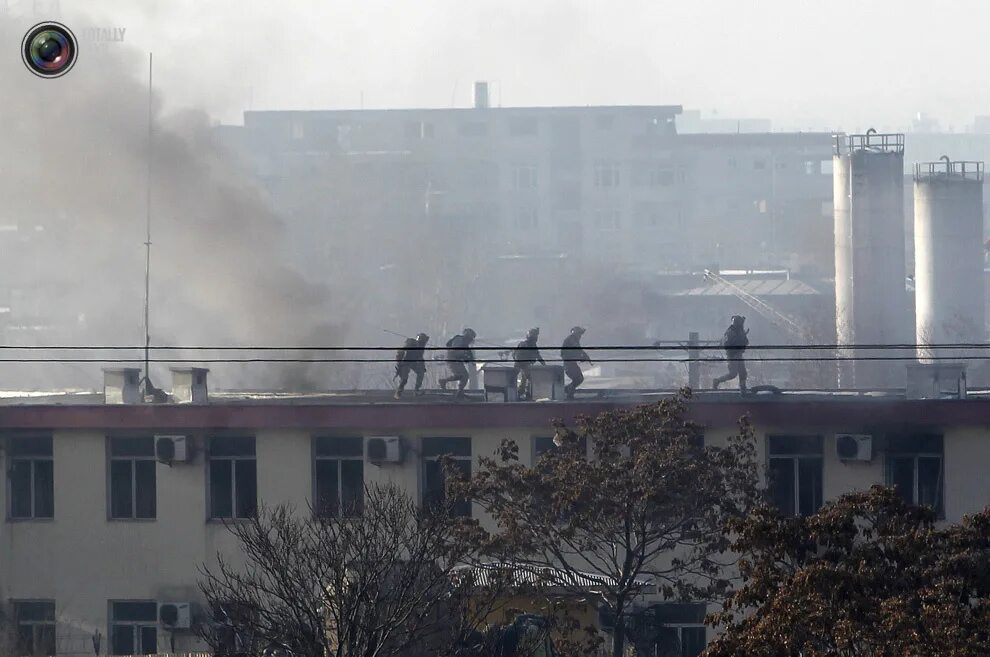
[170,367,209,403]
[473,81,489,109]
[104,368,142,404]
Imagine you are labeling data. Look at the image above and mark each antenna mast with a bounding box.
[143,52,153,393]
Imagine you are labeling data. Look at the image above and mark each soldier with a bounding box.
[439,328,477,398]
[394,332,429,399]
[561,326,593,399]
[513,327,546,400]
[713,315,749,392]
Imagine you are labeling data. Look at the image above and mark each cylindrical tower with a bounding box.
[914,158,985,362]
[833,130,911,388]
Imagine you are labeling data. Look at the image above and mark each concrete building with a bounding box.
[2,368,987,656]
[219,90,833,296]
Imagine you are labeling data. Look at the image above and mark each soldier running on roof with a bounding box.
[439,328,477,399]
[394,332,429,399]
[713,315,749,393]
[561,326,593,399]
[513,327,545,400]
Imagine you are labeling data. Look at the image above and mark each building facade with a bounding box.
[2,374,987,656]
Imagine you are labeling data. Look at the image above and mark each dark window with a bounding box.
[653,603,707,657]
[209,437,257,519]
[212,602,258,655]
[110,601,157,655]
[768,436,823,516]
[459,121,488,137]
[14,601,56,657]
[8,436,54,519]
[753,159,767,170]
[422,437,472,517]
[314,437,364,517]
[886,435,944,515]
[109,437,156,519]
[649,167,674,187]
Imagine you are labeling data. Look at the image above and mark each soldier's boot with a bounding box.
[439,378,450,391]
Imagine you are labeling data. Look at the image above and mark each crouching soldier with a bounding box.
[394,332,429,399]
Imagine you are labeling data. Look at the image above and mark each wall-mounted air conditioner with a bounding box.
[367,437,404,465]
[158,602,192,630]
[155,435,192,464]
[835,434,873,462]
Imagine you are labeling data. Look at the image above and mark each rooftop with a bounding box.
[1,388,988,430]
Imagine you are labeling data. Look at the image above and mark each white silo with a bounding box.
[833,130,911,388]
[914,158,985,362]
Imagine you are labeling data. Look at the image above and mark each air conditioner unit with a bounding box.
[835,434,873,461]
[158,602,192,630]
[155,435,191,464]
[366,436,404,464]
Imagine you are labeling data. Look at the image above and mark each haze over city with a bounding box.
[7,0,990,129]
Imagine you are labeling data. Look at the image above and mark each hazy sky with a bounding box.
[10,0,990,130]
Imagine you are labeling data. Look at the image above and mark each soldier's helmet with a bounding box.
[416,333,430,344]
[571,326,586,334]
[731,315,746,326]
[527,327,540,338]
[463,328,477,339]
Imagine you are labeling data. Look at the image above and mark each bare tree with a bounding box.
[461,393,760,657]
[199,482,506,657]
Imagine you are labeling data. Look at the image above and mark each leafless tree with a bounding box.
[199,482,508,657]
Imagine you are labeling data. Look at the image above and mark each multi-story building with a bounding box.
[212,90,834,342]
[1,367,985,656]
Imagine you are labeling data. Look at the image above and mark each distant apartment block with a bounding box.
[219,91,834,278]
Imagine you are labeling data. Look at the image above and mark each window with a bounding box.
[820,159,833,175]
[594,161,621,188]
[109,437,156,520]
[422,437,471,517]
[290,120,304,140]
[648,166,674,187]
[516,207,539,230]
[768,436,823,517]
[753,159,767,170]
[211,602,258,655]
[886,435,943,515]
[508,117,538,136]
[804,160,816,175]
[209,437,257,519]
[314,437,364,517]
[653,603,707,657]
[459,121,488,137]
[8,435,54,520]
[110,601,157,655]
[595,209,621,231]
[14,601,56,657]
[512,164,538,190]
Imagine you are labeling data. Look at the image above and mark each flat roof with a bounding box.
[245,105,683,120]
[0,390,986,431]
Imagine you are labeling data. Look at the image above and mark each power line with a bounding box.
[0,355,987,364]
[0,343,987,352]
